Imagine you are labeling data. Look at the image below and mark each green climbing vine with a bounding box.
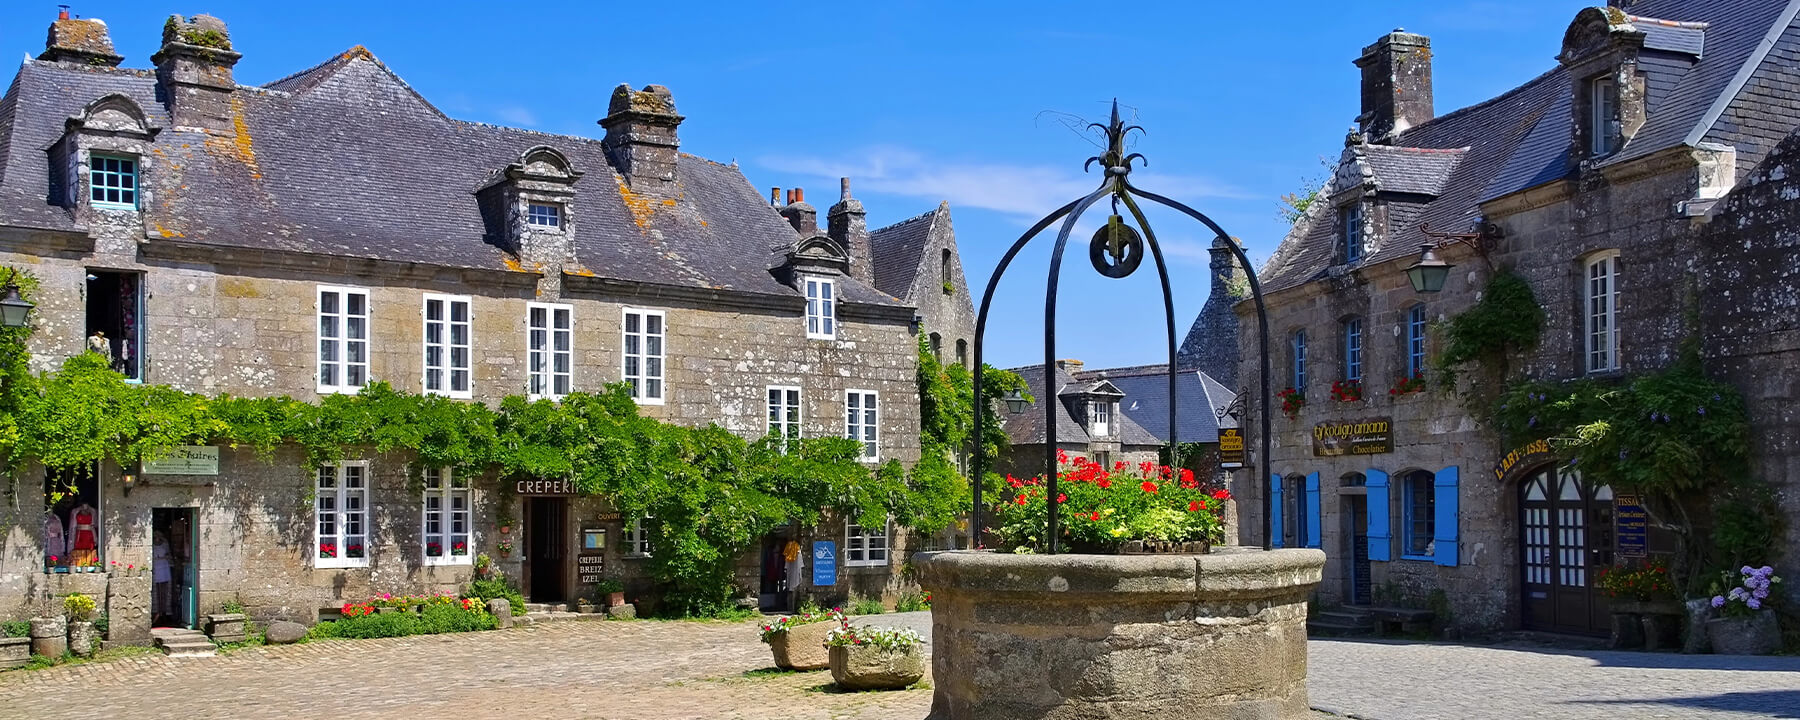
[913,331,1029,528]
[1433,271,1542,389]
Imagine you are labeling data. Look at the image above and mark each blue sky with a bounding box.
[5,1,1592,371]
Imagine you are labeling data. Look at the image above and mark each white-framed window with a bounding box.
[527,302,573,400]
[1585,252,1620,373]
[315,462,370,569]
[1341,204,1363,264]
[526,202,562,228]
[89,154,138,209]
[423,293,472,398]
[623,517,652,558]
[1406,304,1428,378]
[845,390,879,461]
[767,385,802,453]
[1090,400,1111,437]
[421,467,472,566]
[1291,329,1307,391]
[845,518,891,567]
[1343,317,1363,383]
[1590,76,1621,156]
[623,308,666,404]
[805,277,836,339]
[317,285,370,395]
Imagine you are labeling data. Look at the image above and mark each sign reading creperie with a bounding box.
[514,478,578,495]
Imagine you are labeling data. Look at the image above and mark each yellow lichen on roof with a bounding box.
[566,267,597,277]
[342,45,376,62]
[616,177,657,229]
[502,256,525,272]
[203,95,261,180]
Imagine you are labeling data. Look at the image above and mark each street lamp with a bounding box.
[1003,388,1029,414]
[1404,243,1453,294]
[0,272,33,328]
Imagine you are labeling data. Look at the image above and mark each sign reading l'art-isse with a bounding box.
[1311,418,1393,457]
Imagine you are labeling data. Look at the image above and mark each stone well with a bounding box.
[917,547,1325,720]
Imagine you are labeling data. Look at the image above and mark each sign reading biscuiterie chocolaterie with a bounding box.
[1310,418,1393,457]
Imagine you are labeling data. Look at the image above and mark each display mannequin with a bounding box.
[68,503,98,567]
[86,331,111,362]
[43,512,66,565]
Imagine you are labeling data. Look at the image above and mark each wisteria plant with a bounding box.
[1711,566,1782,618]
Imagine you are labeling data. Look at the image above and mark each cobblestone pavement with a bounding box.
[1309,638,1800,719]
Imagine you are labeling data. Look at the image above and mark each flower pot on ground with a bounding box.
[1706,613,1780,655]
[577,602,599,614]
[758,609,838,671]
[595,578,626,608]
[825,624,925,691]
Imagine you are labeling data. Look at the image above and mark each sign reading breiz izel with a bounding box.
[1310,418,1393,457]
[514,478,578,495]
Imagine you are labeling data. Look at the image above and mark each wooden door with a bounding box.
[1520,467,1613,635]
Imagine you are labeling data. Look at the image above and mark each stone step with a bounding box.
[523,602,570,614]
[1313,609,1374,627]
[525,611,584,623]
[154,636,217,658]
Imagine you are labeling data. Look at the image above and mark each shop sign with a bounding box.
[1310,418,1392,457]
[1217,428,1245,469]
[812,541,837,586]
[1616,494,1649,558]
[1493,439,1554,485]
[578,526,607,584]
[143,446,219,476]
[514,478,578,495]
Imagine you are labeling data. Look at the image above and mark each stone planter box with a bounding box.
[918,547,1325,720]
[1707,612,1781,655]
[768,621,833,671]
[67,621,96,658]
[30,616,67,659]
[205,613,247,644]
[830,643,925,690]
[0,637,30,669]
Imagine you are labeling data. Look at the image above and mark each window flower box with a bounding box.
[1330,379,1364,402]
[1387,373,1425,397]
[1277,387,1304,420]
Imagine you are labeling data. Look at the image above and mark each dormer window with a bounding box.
[1341,203,1363,264]
[89,154,139,210]
[1589,76,1621,156]
[805,276,836,339]
[526,202,562,228]
[1090,400,1111,437]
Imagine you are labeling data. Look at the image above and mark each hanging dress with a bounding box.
[69,504,98,566]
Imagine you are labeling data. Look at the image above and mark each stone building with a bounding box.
[0,12,971,638]
[1236,0,1800,635]
[870,202,976,371]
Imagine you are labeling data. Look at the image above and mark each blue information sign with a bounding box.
[812,541,838,586]
[1616,494,1648,558]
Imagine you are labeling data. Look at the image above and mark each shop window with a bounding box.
[527,302,573,400]
[845,389,879,461]
[423,293,472,398]
[1402,469,1435,559]
[316,462,370,569]
[1585,252,1619,374]
[767,385,802,453]
[317,285,370,394]
[845,519,890,567]
[421,467,471,565]
[623,517,653,558]
[805,277,836,339]
[86,270,143,382]
[623,308,665,404]
[43,463,102,569]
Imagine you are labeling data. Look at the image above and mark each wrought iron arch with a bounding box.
[972,101,1275,553]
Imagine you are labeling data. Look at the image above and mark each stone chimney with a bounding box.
[1176,236,1244,385]
[1056,359,1085,376]
[828,178,875,285]
[600,84,683,200]
[40,10,123,67]
[780,188,818,235]
[1354,29,1433,142]
[152,14,242,133]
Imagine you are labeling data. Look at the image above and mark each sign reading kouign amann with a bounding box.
[1311,418,1393,456]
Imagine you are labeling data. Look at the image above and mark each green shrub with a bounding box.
[63,593,96,621]
[467,577,526,617]
[2,620,29,638]
[419,603,496,634]
[91,613,108,638]
[307,621,342,639]
[894,592,929,613]
[331,612,421,639]
[848,595,886,616]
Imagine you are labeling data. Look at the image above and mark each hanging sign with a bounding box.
[143,446,219,475]
[1615,494,1649,558]
[1217,427,1245,469]
[1310,418,1392,457]
[811,541,838,586]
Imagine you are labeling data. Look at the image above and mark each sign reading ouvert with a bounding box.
[1311,418,1393,456]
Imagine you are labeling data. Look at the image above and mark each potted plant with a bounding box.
[1387,372,1425,397]
[824,620,925,690]
[596,578,626,608]
[495,538,514,558]
[1277,387,1305,420]
[1330,379,1364,402]
[64,593,97,658]
[1707,565,1783,655]
[992,453,1229,555]
[758,608,839,670]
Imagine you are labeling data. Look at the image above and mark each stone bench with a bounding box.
[1365,606,1436,635]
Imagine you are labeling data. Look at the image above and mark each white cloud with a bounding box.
[494,105,539,127]
[758,146,1249,220]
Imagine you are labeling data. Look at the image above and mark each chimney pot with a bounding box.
[58,6,70,20]
[793,187,804,204]
[771,187,781,206]
[840,177,851,200]
[152,14,242,132]
[828,177,872,284]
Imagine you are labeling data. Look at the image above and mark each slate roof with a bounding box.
[868,206,943,300]
[1074,363,1235,445]
[0,49,901,305]
[1259,0,1800,294]
[1001,364,1161,446]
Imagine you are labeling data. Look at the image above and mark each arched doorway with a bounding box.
[1519,466,1615,635]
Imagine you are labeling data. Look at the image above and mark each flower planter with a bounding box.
[29,616,67,659]
[829,643,924,691]
[67,621,96,658]
[0,637,31,669]
[1120,539,1212,555]
[576,603,599,614]
[1707,613,1781,655]
[767,621,833,671]
[919,547,1325,720]
[607,591,626,608]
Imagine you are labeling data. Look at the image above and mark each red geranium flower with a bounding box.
[1089,512,1100,521]
[1015,494,1028,505]
[1140,481,1158,494]
[1056,493,1067,504]
[1097,477,1112,489]
[1188,501,1201,512]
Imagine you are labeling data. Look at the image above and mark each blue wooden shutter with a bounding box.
[1366,469,1390,561]
[1269,473,1284,548]
[1304,472,1322,548]
[1434,465,1460,567]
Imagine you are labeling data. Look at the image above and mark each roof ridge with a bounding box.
[1626,15,1711,29]
[1367,145,1470,155]
[870,206,939,235]
[1393,66,1563,142]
